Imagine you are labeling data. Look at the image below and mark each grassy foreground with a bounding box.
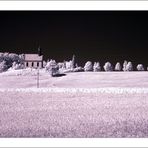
[0,90,148,137]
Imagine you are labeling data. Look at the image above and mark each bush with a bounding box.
[115,62,121,71]
[103,62,113,71]
[84,61,93,71]
[137,64,144,71]
[93,62,101,72]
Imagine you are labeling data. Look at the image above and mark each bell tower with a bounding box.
[38,46,42,56]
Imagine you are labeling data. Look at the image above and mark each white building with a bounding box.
[24,54,43,68]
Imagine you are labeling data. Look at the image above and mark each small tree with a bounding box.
[137,64,144,71]
[115,62,121,71]
[126,61,133,71]
[45,59,59,76]
[104,62,113,71]
[123,60,128,71]
[71,54,75,69]
[84,61,93,71]
[93,62,101,72]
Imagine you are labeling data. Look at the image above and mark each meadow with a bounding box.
[0,70,148,137]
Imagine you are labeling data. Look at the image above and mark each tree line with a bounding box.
[0,52,146,74]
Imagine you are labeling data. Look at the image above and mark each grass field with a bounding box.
[0,70,148,137]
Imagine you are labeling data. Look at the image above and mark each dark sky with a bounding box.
[0,11,148,67]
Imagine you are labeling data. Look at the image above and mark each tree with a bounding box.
[123,60,128,71]
[137,64,144,71]
[93,62,101,72]
[45,59,59,76]
[43,61,47,68]
[115,62,122,71]
[103,62,113,71]
[0,52,23,69]
[84,61,93,71]
[126,61,133,71]
[45,59,56,71]
[12,61,24,70]
[71,54,75,69]
[0,52,3,62]
[50,66,59,76]
[0,61,7,72]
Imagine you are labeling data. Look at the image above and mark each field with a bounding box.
[0,69,148,137]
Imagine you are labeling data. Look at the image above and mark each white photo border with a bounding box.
[0,1,148,147]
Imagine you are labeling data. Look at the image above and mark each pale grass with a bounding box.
[0,91,148,137]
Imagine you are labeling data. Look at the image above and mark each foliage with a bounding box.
[0,61,7,72]
[126,62,133,71]
[104,62,113,71]
[93,62,101,72]
[84,61,93,71]
[0,52,24,72]
[12,61,24,70]
[115,62,122,71]
[123,60,128,71]
[45,59,59,76]
[137,64,144,71]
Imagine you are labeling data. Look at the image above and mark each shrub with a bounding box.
[103,62,113,71]
[84,61,93,71]
[137,64,144,71]
[115,62,122,71]
[93,62,101,72]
